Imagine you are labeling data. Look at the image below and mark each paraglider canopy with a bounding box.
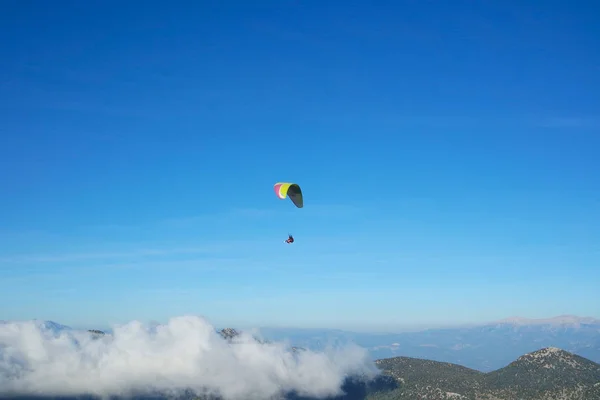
[274,182,303,208]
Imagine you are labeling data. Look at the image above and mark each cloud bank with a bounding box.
[0,316,378,399]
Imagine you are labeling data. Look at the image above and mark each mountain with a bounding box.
[495,315,600,326]
[217,327,240,340]
[258,315,600,372]
[368,347,600,400]
[373,357,483,397]
[484,347,600,398]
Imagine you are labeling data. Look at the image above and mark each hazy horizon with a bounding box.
[12,313,600,336]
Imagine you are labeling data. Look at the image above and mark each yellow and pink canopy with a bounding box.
[273,182,303,208]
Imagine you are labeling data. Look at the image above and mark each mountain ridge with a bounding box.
[370,346,600,400]
[491,314,600,327]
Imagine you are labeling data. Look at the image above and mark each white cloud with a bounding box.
[0,315,377,399]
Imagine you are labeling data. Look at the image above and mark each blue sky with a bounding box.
[1,0,598,331]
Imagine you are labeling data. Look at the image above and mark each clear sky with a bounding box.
[1,0,598,332]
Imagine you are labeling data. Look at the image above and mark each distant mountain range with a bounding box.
[255,315,600,372]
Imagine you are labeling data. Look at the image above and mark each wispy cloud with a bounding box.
[0,257,252,287]
[160,207,277,228]
[161,204,363,226]
[303,111,600,131]
[134,287,198,296]
[0,245,227,264]
[0,204,365,276]
[535,117,600,129]
[79,204,361,236]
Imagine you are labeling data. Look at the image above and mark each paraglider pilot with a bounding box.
[285,234,294,244]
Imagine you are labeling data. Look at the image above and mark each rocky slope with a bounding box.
[369,347,600,400]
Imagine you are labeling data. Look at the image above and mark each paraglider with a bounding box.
[274,182,303,244]
[273,182,303,208]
